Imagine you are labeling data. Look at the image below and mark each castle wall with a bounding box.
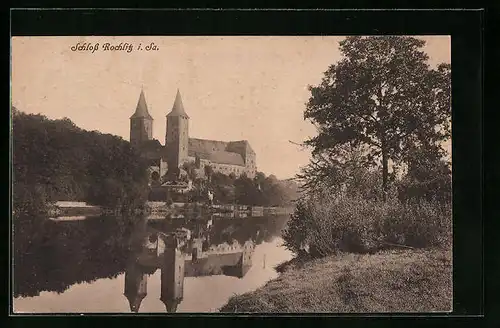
[245,148,256,178]
[241,240,254,267]
[187,156,247,177]
[211,162,246,176]
[227,141,257,178]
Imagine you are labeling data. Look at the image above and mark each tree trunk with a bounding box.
[382,146,388,201]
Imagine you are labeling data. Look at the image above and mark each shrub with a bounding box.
[13,181,49,217]
[282,189,451,258]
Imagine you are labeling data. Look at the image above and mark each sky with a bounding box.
[11,36,450,180]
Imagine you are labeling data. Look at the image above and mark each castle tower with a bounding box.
[165,89,190,171]
[123,260,148,313]
[241,240,255,268]
[237,240,254,278]
[160,237,185,313]
[191,238,203,261]
[130,89,154,147]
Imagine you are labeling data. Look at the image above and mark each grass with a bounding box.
[219,247,452,313]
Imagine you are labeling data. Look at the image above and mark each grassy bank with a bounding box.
[219,247,452,313]
[218,192,452,313]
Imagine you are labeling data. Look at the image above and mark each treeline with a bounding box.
[12,107,150,216]
[179,162,300,207]
[212,171,299,207]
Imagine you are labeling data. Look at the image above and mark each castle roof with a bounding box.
[167,89,189,119]
[188,138,245,166]
[210,151,245,166]
[124,261,148,313]
[184,252,244,277]
[162,299,181,313]
[125,293,146,313]
[130,89,153,120]
[188,149,245,166]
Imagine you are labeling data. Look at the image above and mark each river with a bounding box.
[12,214,293,313]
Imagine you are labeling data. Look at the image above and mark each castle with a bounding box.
[129,89,257,181]
[124,225,254,313]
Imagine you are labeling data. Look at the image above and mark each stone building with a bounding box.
[123,228,255,313]
[129,89,257,181]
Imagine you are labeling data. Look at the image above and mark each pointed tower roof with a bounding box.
[130,89,154,120]
[126,293,146,313]
[124,259,148,313]
[167,89,189,118]
[162,299,181,313]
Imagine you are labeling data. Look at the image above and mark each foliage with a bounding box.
[210,172,236,204]
[283,37,453,271]
[12,109,150,215]
[182,161,198,181]
[297,144,394,200]
[302,36,451,196]
[397,148,452,203]
[282,189,452,258]
[12,182,50,217]
[164,162,298,207]
[204,171,298,206]
[204,164,213,181]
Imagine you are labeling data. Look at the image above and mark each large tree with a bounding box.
[302,36,451,198]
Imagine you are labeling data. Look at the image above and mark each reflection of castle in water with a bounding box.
[124,221,255,313]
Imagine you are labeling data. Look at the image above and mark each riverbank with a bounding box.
[219,247,452,313]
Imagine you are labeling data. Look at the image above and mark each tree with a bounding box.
[297,143,364,194]
[397,147,451,203]
[182,161,197,181]
[204,165,213,182]
[297,144,392,200]
[12,109,150,215]
[303,36,451,199]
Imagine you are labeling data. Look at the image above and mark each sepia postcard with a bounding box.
[11,35,452,314]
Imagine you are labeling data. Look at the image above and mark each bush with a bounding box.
[13,182,49,217]
[282,189,451,258]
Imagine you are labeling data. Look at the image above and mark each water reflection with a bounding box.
[124,216,256,313]
[13,215,131,298]
[13,213,291,313]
